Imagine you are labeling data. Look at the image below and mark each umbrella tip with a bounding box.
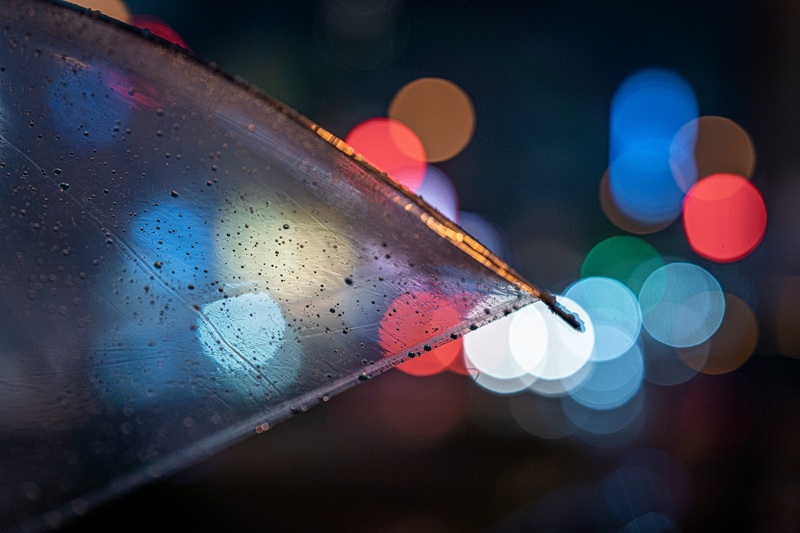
[539,290,584,332]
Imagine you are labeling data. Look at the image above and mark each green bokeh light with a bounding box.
[580,236,664,295]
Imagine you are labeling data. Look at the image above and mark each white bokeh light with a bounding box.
[528,297,595,381]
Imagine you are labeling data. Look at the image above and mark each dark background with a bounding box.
[59,0,800,531]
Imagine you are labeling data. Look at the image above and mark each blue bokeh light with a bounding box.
[565,277,642,362]
[639,262,725,348]
[569,341,644,411]
[608,68,698,226]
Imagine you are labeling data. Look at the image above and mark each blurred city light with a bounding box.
[68,0,132,22]
[404,165,459,221]
[564,277,642,362]
[671,115,756,183]
[580,236,664,295]
[344,117,427,190]
[639,262,725,348]
[132,14,190,49]
[682,172,767,262]
[388,77,475,162]
[608,68,698,227]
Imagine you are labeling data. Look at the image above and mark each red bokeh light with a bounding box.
[344,118,427,191]
[132,14,190,50]
[378,292,463,377]
[682,173,767,262]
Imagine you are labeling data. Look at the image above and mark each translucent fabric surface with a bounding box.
[0,1,569,530]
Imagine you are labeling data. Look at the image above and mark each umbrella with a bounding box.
[0,1,577,530]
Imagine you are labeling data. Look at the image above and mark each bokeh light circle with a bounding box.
[472,371,539,396]
[526,361,593,398]
[345,117,427,190]
[379,291,460,375]
[682,173,767,262]
[609,149,685,227]
[599,170,674,234]
[197,293,294,384]
[561,388,645,436]
[639,263,725,348]
[69,0,132,23]
[508,306,550,375]
[132,15,190,49]
[608,68,698,228]
[672,115,756,183]
[610,67,698,160]
[463,315,529,380]
[676,293,758,375]
[580,236,664,295]
[396,338,463,377]
[568,342,644,410]
[565,277,642,361]
[457,211,511,261]
[641,329,700,386]
[528,298,595,381]
[388,77,476,162]
[404,165,459,220]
